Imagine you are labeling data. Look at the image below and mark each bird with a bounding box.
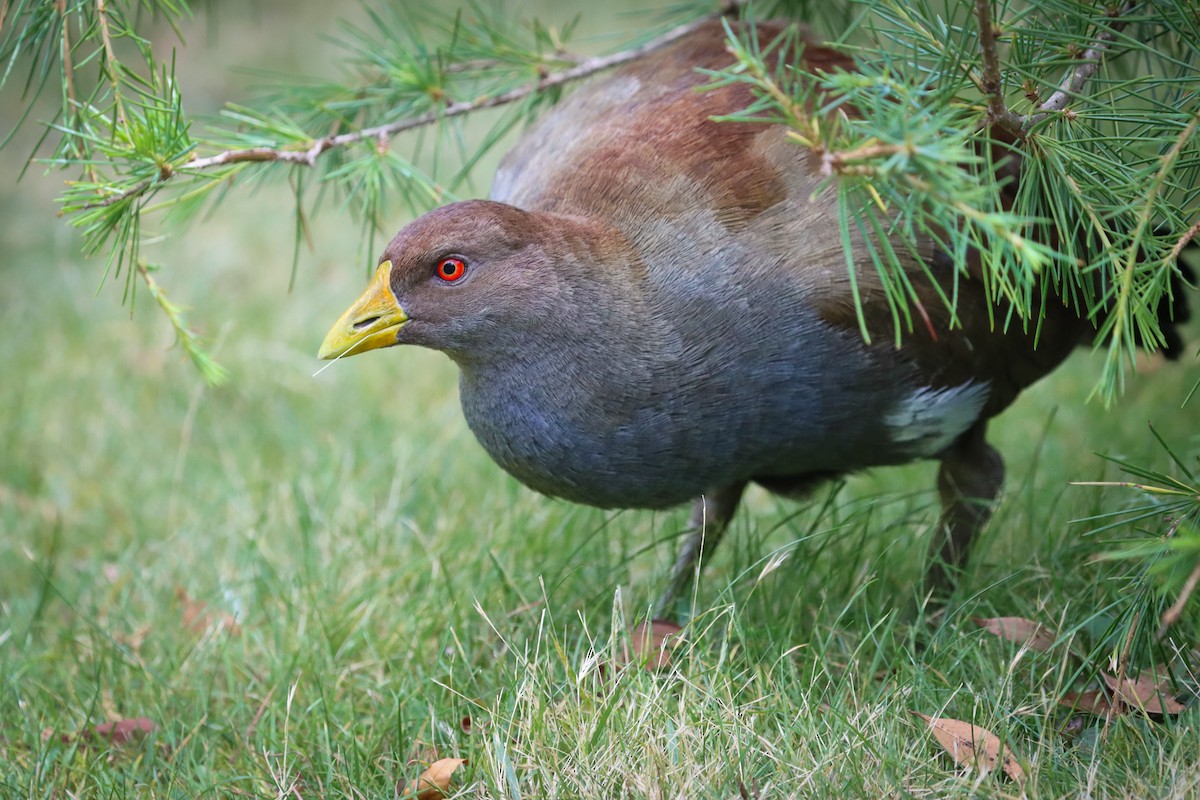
[318,18,1190,612]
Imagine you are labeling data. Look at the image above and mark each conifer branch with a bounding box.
[95,0,128,130]
[260,11,719,151]
[83,9,733,210]
[974,0,1022,136]
[1169,217,1200,262]
[3,0,1192,398]
[1029,0,1139,127]
[974,0,1140,134]
[77,178,155,210]
[137,261,228,385]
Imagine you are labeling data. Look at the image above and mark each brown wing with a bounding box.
[494,21,850,228]
[495,19,1089,416]
[820,245,1092,418]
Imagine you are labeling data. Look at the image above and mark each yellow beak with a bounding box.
[317,260,408,360]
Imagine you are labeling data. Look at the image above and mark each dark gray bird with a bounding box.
[318,20,1190,611]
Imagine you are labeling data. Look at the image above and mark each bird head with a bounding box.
[318,199,585,363]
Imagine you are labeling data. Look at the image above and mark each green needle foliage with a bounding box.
[716,2,1199,404]
[2,0,590,380]
[2,0,1196,398]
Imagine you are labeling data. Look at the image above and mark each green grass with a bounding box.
[2,192,1197,799]
[3,5,1200,799]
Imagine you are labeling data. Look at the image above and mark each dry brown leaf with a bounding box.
[1059,689,1117,717]
[618,619,683,672]
[1103,670,1186,716]
[399,757,467,799]
[974,617,1057,652]
[176,587,241,636]
[911,712,1025,783]
[66,717,157,747]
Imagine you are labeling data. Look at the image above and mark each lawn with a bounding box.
[1,2,1198,798]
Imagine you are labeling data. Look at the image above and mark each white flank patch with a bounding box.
[886,382,990,456]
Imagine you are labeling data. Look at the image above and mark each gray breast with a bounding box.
[454,297,932,510]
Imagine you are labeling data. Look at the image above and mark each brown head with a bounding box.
[317,199,629,365]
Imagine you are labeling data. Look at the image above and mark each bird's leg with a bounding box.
[927,421,1004,595]
[655,482,747,616]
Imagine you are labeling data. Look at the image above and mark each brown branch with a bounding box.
[94,0,127,129]
[444,53,584,74]
[187,13,731,172]
[77,11,732,210]
[75,177,152,210]
[821,142,915,176]
[1158,556,1200,638]
[1169,215,1200,263]
[1027,1,1139,128]
[974,0,1022,137]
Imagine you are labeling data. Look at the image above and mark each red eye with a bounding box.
[436,257,466,282]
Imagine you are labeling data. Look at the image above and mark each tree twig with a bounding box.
[94,0,128,129]
[75,11,733,210]
[1169,215,1200,263]
[188,14,729,171]
[75,177,152,210]
[136,260,227,384]
[1158,556,1200,638]
[974,0,1023,136]
[821,142,915,176]
[1027,0,1139,128]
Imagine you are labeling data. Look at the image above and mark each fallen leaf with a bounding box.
[1103,670,1186,716]
[618,619,683,672]
[1059,689,1117,717]
[67,717,157,747]
[176,587,240,636]
[974,617,1057,652]
[399,757,467,799]
[911,712,1025,783]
